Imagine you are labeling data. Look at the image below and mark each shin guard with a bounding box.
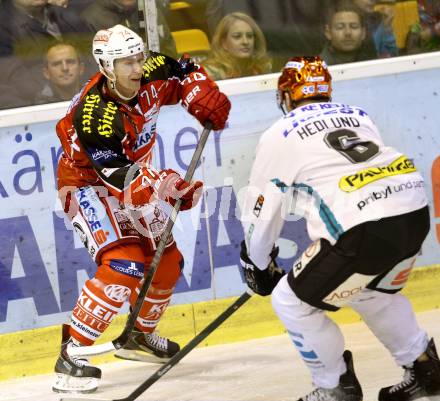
[70,277,128,345]
[132,246,183,332]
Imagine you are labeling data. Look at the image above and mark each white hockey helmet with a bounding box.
[92,24,145,75]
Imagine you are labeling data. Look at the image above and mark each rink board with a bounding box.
[0,53,440,381]
[1,310,440,401]
[0,264,439,382]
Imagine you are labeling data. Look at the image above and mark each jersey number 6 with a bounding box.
[324,129,380,164]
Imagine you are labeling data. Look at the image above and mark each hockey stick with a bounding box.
[67,122,213,358]
[137,0,160,52]
[60,290,253,401]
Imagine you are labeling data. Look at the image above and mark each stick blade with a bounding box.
[66,341,117,357]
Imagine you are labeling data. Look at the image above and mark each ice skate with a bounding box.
[52,324,102,394]
[114,329,180,363]
[298,350,363,401]
[379,338,440,401]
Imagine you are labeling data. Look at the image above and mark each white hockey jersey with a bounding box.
[241,102,427,269]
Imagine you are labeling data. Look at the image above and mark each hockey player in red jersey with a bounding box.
[53,24,230,394]
[239,56,440,401]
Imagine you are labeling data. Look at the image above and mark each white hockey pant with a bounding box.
[271,275,428,389]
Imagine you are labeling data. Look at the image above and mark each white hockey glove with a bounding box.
[240,241,285,296]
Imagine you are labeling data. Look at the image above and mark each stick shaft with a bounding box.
[62,293,252,401]
[137,0,160,52]
[114,291,253,401]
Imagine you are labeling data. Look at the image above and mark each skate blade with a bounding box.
[114,348,170,364]
[414,395,440,401]
[53,373,100,395]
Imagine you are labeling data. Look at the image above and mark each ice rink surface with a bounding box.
[0,309,439,401]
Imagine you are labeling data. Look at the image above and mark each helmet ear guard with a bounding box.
[277,56,332,113]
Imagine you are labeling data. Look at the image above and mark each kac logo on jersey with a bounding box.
[104,285,131,303]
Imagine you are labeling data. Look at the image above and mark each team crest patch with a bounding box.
[109,259,144,278]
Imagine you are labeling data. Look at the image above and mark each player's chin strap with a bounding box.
[100,68,138,101]
[108,80,137,101]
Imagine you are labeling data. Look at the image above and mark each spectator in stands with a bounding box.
[0,0,91,108]
[406,0,440,53]
[80,0,177,58]
[221,0,332,71]
[354,0,399,58]
[0,0,91,58]
[320,0,377,65]
[202,12,272,81]
[34,42,85,104]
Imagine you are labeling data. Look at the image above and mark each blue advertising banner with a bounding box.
[0,67,439,334]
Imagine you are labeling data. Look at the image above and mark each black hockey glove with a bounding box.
[240,241,285,296]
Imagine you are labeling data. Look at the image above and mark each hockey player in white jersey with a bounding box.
[239,56,440,401]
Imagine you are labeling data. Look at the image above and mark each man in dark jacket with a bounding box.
[0,0,91,58]
[0,0,92,108]
[319,0,376,65]
[80,0,178,58]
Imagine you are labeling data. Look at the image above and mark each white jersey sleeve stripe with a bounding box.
[272,177,345,241]
[293,183,344,241]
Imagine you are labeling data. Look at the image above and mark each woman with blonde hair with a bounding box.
[203,12,272,80]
